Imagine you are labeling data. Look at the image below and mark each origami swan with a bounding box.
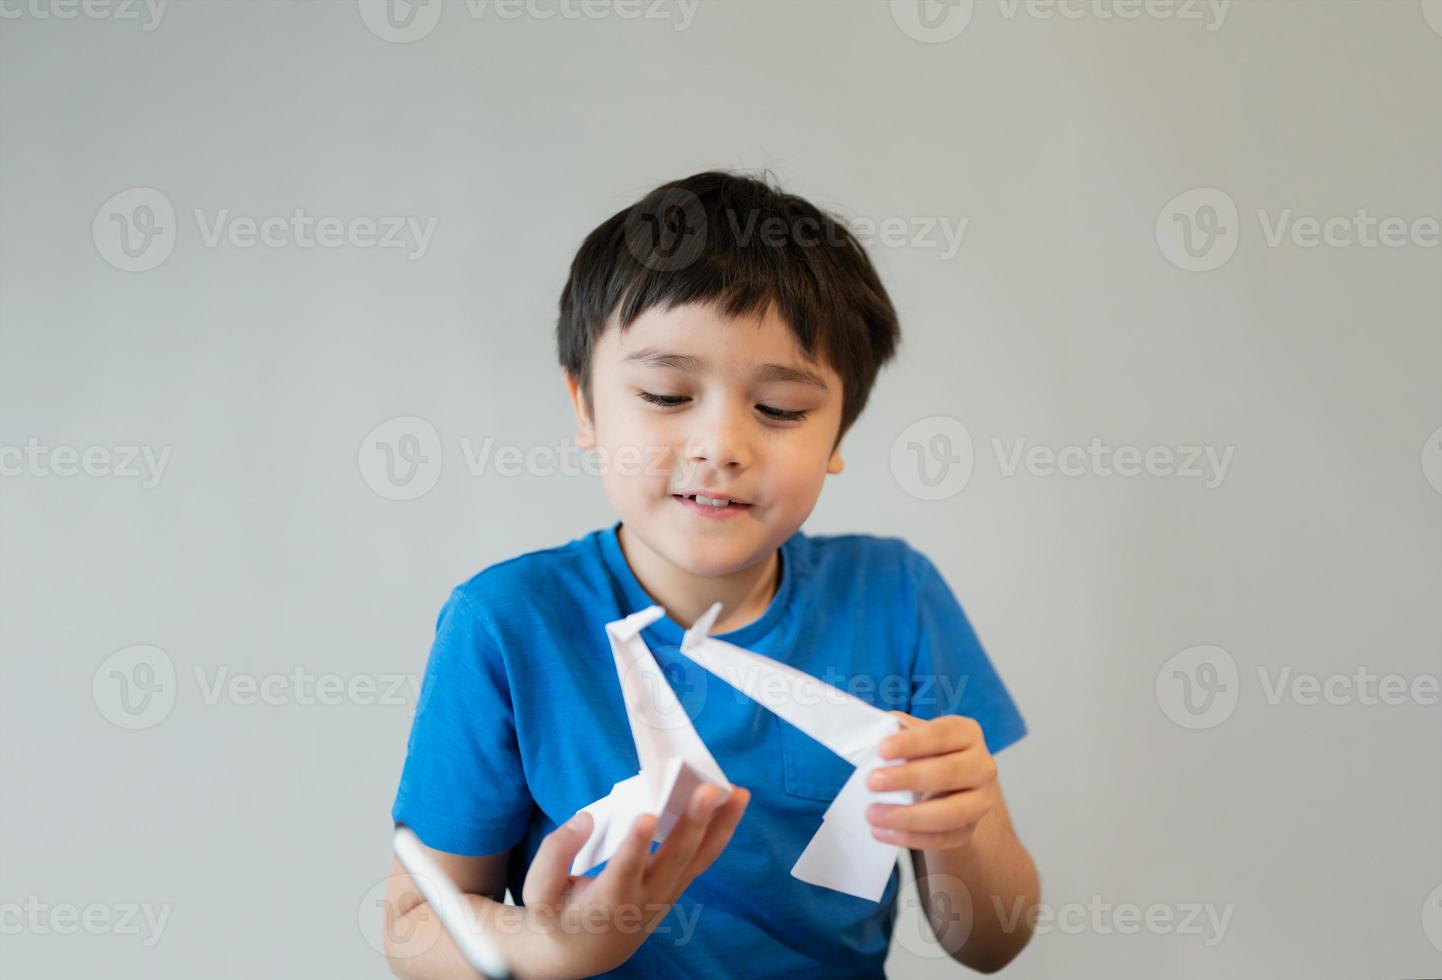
[572,603,914,902]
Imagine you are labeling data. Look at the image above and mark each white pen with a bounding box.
[392,824,512,980]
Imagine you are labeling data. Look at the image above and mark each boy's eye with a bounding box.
[636,390,690,408]
[635,390,809,423]
[757,404,809,423]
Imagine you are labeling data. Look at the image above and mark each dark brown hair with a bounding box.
[556,170,901,447]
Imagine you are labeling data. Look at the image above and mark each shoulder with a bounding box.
[441,528,609,635]
[791,529,937,596]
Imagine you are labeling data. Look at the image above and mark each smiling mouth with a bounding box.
[673,492,752,509]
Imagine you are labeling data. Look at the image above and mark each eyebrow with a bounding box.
[622,347,830,390]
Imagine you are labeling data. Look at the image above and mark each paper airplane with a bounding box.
[571,606,733,875]
[680,602,914,902]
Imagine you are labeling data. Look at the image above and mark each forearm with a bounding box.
[911,788,1039,973]
[386,894,566,980]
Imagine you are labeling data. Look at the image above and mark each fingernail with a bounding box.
[566,812,590,832]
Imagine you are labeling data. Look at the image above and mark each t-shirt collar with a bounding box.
[598,520,796,648]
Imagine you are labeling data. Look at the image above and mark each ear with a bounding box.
[564,373,596,450]
[826,437,845,475]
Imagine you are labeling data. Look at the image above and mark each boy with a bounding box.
[383,171,1038,978]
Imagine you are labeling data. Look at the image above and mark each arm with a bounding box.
[383,786,750,980]
[908,777,1038,972]
[383,847,529,979]
[868,714,1038,973]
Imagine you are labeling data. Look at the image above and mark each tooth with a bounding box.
[695,494,728,507]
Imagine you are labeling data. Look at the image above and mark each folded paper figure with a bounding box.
[574,603,913,902]
[680,602,914,902]
[571,606,733,876]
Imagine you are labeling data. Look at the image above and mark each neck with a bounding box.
[616,523,780,635]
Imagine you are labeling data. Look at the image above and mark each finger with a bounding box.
[681,786,749,881]
[526,811,593,907]
[870,824,974,851]
[867,790,989,834]
[598,811,656,891]
[879,714,981,761]
[644,784,725,894]
[867,749,995,795]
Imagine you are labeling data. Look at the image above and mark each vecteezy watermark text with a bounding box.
[358,0,701,43]
[889,0,1229,43]
[0,439,170,488]
[1157,644,1439,730]
[888,417,1234,500]
[94,188,437,272]
[991,895,1235,946]
[362,874,704,960]
[0,897,172,947]
[93,644,420,730]
[1157,187,1440,272]
[0,0,167,29]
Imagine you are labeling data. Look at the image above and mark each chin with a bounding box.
[662,541,750,579]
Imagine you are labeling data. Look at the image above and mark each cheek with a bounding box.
[766,443,832,493]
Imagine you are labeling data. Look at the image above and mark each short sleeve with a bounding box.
[391,587,534,855]
[907,549,1028,754]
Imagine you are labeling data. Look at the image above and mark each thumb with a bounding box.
[525,811,593,907]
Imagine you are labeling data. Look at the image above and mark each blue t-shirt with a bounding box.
[392,521,1026,978]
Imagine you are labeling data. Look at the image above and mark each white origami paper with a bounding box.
[571,606,733,876]
[573,602,915,902]
[680,602,914,902]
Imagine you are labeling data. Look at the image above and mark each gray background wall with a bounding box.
[2,1,1439,977]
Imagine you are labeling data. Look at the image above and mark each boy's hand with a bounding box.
[864,712,997,851]
[519,784,749,979]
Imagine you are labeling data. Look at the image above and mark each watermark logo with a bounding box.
[1422,882,1442,953]
[618,648,709,734]
[1155,644,1239,730]
[1424,1,1442,38]
[890,0,974,43]
[1419,424,1442,496]
[1156,187,1239,272]
[1159,187,1440,271]
[1158,645,1438,730]
[358,416,444,501]
[360,873,441,959]
[891,873,973,958]
[93,187,176,272]
[93,645,420,729]
[0,0,169,29]
[890,416,975,501]
[93,644,177,731]
[358,0,442,42]
[625,186,708,272]
[94,188,438,271]
[891,420,1234,499]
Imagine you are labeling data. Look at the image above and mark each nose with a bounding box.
[683,400,752,473]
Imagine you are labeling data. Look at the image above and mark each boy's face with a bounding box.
[566,300,846,579]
